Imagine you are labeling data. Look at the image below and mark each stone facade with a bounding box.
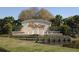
[19,19,51,35]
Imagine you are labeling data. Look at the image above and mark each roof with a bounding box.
[21,19,51,25]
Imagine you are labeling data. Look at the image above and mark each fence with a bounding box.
[11,32,71,45]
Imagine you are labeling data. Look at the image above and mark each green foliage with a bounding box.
[49,25,60,31]
[49,15,63,32]
[63,15,79,37]
[60,25,71,35]
[63,40,79,49]
[12,20,22,31]
[50,15,63,26]
[3,23,12,34]
[0,17,12,34]
[0,16,22,34]
[4,16,14,24]
[49,14,79,37]
[55,15,63,26]
[0,19,3,34]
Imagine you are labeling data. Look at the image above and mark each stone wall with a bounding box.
[20,19,51,35]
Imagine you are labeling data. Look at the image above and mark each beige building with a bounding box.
[12,19,51,36]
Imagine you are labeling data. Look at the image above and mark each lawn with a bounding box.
[0,37,79,52]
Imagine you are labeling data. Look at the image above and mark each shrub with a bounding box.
[0,47,9,52]
[63,40,79,49]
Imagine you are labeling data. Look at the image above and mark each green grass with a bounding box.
[0,37,79,52]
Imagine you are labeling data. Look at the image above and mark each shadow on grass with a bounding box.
[0,47,10,52]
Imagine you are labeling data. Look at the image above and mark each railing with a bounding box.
[12,31,25,36]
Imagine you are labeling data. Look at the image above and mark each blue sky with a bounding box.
[0,7,79,19]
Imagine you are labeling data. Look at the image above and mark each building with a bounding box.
[12,19,71,44]
[12,19,51,36]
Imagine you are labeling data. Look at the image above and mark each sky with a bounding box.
[0,7,79,19]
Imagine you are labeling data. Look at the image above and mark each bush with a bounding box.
[63,40,79,49]
[42,35,50,44]
[0,47,9,52]
[35,35,50,44]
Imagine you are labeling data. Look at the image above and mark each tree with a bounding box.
[60,25,71,35]
[19,8,39,21]
[13,20,22,31]
[2,23,12,34]
[3,16,14,24]
[62,15,79,37]
[18,8,54,21]
[0,19,3,34]
[0,16,22,34]
[54,15,63,26]
[1,16,14,34]
[49,25,60,31]
[49,15,63,31]
[38,8,54,20]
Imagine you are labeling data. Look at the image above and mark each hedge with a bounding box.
[63,40,79,49]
